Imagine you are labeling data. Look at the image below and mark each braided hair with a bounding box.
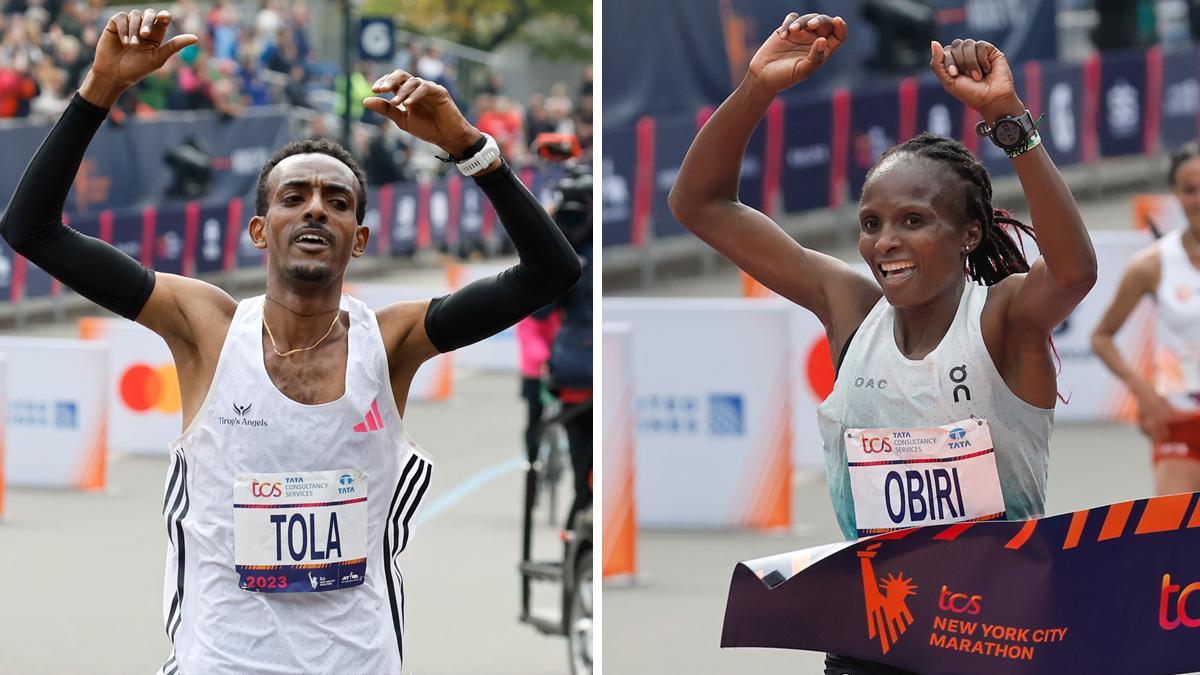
[869,132,1035,286]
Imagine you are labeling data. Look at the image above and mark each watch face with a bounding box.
[994,119,1024,147]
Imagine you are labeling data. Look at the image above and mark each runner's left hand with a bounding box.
[930,39,1022,123]
[363,70,481,156]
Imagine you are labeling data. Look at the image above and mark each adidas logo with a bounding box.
[353,400,385,433]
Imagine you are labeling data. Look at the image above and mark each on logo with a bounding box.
[949,365,971,403]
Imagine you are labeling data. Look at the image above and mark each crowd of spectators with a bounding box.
[1,0,592,191]
[0,0,317,121]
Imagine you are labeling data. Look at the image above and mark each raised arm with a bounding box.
[0,9,228,347]
[1092,250,1175,441]
[668,12,878,336]
[930,40,1097,334]
[363,72,582,368]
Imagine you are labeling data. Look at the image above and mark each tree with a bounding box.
[362,0,591,60]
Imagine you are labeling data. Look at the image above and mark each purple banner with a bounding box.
[723,493,1200,674]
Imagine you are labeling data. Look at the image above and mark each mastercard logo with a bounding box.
[806,337,836,401]
[120,363,181,413]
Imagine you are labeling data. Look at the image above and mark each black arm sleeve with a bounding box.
[0,94,155,320]
[423,160,582,352]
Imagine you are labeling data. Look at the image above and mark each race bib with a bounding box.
[233,469,368,593]
[845,419,1005,537]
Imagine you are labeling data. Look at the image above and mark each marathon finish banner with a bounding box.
[1098,50,1148,158]
[723,492,1200,674]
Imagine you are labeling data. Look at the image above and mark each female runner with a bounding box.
[1092,143,1200,496]
[670,13,1097,674]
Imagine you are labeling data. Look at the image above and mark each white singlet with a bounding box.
[157,295,433,675]
[1154,228,1200,409]
[817,281,1053,540]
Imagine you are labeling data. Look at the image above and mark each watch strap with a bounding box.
[455,133,501,176]
[436,134,488,163]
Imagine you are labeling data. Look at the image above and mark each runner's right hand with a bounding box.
[747,13,846,94]
[91,9,197,90]
[1135,389,1178,443]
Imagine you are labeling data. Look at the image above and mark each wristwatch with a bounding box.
[440,133,501,176]
[975,111,1040,156]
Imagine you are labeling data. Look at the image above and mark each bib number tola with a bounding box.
[233,469,368,593]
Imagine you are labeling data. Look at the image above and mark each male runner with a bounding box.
[0,9,581,673]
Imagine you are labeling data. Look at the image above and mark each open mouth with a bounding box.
[292,229,332,252]
[878,260,916,284]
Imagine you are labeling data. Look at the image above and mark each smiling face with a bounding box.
[250,153,369,289]
[857,153,981,309]
[1172,156,1200,236]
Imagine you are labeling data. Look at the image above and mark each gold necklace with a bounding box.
[263,309,341,358]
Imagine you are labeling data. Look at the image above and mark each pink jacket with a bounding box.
[516,311,561,378]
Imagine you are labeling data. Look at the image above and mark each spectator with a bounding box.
[28,58,67,120]
[525,92,556,140]
[360,118,409,185]
[0,52,36,118]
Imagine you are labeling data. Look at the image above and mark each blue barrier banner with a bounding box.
[389,182,420,257]
[723,492,1200,675]
[780,95,834,214]
[229,199,263,270]
[915,74,964,143]
[1099,50,1148,158]
[0,110,291,216]
[0,238,12,300]
[740,114,769,213]
[459,181,486,250]
[849,84,900,200]
[651,112,697,240]
[428,178,451,248]
[930,0,1057,63]
[193,203,230,276]
[152,203,188,276]
[1159,47,1199,152]
[22,259,53,299]
[1037,60,1084,168]
[602,125,637,247]
[110,209,145,263]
